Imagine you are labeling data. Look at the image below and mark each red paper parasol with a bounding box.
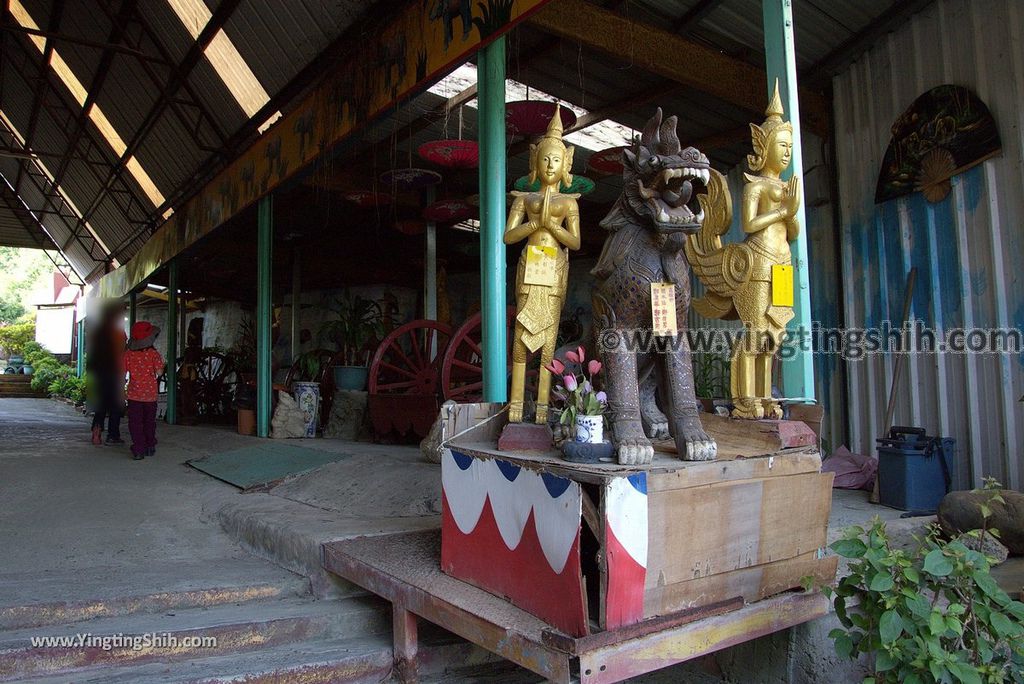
[417,140,479,169]
[393,219,427,236]
[422,199,473,223]
[587,146,629,177]
[379,168,443,191]
[343,190,391,207]
[505,101,577,137]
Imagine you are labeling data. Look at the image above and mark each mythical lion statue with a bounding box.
[591,109,727,465]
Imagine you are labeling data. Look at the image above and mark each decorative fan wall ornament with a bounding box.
[417,140,479,169]
[505,100,577,137]
[514,174,595,196]
[379,168,443,191]
[875,84,1001,204]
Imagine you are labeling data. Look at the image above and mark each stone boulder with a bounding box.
[938,489,1024,555]
[420,400,457,464]
[323,389,368,440]
[955,531,1009,565]
[271,391,308,439]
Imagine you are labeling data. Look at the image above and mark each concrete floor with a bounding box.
[0,397,913,683]
[0,398,305,608]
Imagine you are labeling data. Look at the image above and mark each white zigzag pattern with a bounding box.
[442,450,582,574]
[604,477,648,569]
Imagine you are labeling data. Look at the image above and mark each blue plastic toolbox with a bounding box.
[877,426,954,512]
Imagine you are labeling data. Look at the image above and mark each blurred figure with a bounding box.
[86,302,127,445]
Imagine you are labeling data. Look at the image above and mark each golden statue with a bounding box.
[686,81,801,420]
[504,105,581,423]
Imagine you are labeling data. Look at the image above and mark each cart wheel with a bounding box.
[441,307,538,402]
[368,320,453,395]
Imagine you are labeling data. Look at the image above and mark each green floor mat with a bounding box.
[187,443,350,490]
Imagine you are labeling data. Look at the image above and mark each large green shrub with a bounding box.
[0,322,36,357]
[825,482,1024,683]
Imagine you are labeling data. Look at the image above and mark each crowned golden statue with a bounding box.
[503,105,581,423]
[686,81,801,420]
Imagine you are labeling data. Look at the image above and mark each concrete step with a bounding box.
[15,624,507,683]
[0,562,313,630]
[0,595,390,681]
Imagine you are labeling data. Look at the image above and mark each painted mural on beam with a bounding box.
[98,0,555,298]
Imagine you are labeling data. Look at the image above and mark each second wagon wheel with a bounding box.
[192,350,236,419]
[368,320,453,396]
[441,307,539,402]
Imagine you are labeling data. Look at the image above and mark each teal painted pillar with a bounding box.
[75,319,85,378]
[128,291,137,328]
[477,36,507,403]
[166,261,178,424]
[257,195,273,437]
[763,0,814,402]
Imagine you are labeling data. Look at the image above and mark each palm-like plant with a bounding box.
[318,291,384,367]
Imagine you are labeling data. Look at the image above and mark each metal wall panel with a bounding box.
[833,0,1024,489]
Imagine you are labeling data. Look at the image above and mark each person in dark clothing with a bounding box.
[86,304,127,445]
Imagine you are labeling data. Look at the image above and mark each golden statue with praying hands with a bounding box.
[504,105,581,424]
[686,81,801,420]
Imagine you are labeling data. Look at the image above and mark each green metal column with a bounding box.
[166,261,178,424]
[129,291,137,328]
[75,319,85,378]
[477,36,507,403]
[763,0,814,402]
[257,195,273,437]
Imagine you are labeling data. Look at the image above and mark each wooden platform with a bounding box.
[322,530,831,684]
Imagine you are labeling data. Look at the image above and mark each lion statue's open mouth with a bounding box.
[636,163,709,229]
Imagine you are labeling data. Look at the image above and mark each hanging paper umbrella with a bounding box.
[343,190,391,207]
[379,168,443,191]
[393,219,427,236]
[587,146,629,177]
[417,140,479,169]
[422,199,473,223]
[513,175,596,195]
[505,101,577,137]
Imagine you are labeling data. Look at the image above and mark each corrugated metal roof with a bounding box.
[834,0,1024,490]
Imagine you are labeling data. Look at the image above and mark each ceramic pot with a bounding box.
[236,408,256,436]
[292,381,320,437]
[333,365,368,391]
[575,414,603,444]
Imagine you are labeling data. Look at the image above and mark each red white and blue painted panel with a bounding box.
[603,473,648,628]
[441,448,588,636]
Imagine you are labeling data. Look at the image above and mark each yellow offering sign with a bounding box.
[524,245,558,286]
[650,282,678,336]
[772,264,794,307]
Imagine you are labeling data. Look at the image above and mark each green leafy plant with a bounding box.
[293,350,323,383]
[317,292,383,367]
[0,321,36,357]
[693,351,730,400]
[825,481,1024,684]
[227,314,257,375]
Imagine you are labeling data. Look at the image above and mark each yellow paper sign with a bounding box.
[650,282,678,336]
[524,245,558,286]
[772,264,794,307]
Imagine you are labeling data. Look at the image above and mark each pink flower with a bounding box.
[563,374,578,391]
[545,358,565,375]
[588,359,602,375]
[577,345,586,363]
[596,391,607,403]
[565,350,580,364]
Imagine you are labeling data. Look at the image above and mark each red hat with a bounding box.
[128,321,160,350]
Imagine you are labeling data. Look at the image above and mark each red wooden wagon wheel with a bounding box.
[368,320,453,395]
[441,307,539,402]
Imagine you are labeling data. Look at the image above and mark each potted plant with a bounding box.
[291,351,323,437]
[547,346,608,444]
[318,291,383,391]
